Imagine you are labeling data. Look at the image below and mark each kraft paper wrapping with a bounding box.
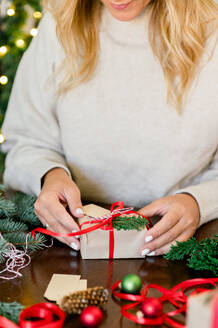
[187,290,218,328]
[79,204,148,259]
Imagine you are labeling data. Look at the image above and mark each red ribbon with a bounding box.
[0,303,65,328]
[212,293,218,328]
[112,277,218,327]
[31,202,151,259]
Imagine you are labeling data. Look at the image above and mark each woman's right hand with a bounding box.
[34,167,83,250]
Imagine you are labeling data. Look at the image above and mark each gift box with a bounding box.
[187,289,218,328]
[79,203,150,259]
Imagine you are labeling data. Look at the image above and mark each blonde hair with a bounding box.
[43,0,218,112]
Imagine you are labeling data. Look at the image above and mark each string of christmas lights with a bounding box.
[0,1,42,176]
[0,2,42,85]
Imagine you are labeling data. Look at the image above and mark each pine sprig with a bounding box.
[112,215,150,231]
[0,190,48,264]
[12,192,40,226]
[0,198,17,219]
[0,301,24,323]
[0,185,6,193]
[164,237,199,260]
[188,254,218,276]
[0,219,28,233]
[164,236,218,275]
[188,238,218,275]
[0,238,10,263]
[2,232,47,252]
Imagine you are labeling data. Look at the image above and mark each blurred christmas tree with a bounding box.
[0,0,42,179]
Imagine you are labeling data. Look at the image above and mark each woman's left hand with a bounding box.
[138,194,200,256]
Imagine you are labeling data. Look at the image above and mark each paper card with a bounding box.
[82,204,110,218]
[187,290,218,328]
[78,279,87,291]
[44,274,87,301]
[56,279,88,306]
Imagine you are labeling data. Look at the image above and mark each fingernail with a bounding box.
[75,208,84,215]
[145,235,153,243]
[141,248,150,256]
[147,251,155,256]
[72,229,80,239]
[70,242,79,250]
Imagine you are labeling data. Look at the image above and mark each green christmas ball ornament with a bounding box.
[121,274,142,294]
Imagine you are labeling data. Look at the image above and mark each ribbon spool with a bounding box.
[0,303,65,328]
[112,278,218,327]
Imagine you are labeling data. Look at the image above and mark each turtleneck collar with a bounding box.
[100,4,150,48]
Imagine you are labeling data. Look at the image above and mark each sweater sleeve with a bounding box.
[1,12,71,196]
[175,147,218,227]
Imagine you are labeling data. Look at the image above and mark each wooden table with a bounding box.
[0,215,217,327]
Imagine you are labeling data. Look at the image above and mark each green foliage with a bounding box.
[0,190,46,262]
[164,235,218,276]
[0,0,42,118]
[0,218,28,233]
[112,215,150,231]
[0,184,6,192]
[12,192,40,226]
[164,237,199,260]
[0,0,42,177]
[0,237,10,263]
[2,231,47,252]
[0,301,24,323]
[0,152,6,180]
[0,198,17,218]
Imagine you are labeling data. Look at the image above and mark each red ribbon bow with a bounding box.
[0,303,65,328]
[31,202,151,259]
[112,277,218,327]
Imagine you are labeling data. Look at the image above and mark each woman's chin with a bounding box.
[107,8,143,21]
[102,0,148,22]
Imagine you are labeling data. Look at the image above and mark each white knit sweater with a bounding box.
[1,6,218,226]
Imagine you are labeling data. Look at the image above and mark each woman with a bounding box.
[1,0,218,256]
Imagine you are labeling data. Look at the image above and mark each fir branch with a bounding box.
[0,198,17,219]
[0,238,10,263]
[0,190,48,266]
[12,192,40,226]
[188,254,218,276]
[2,232,47,252]
[0,219,28,233]
[113,215,150,231]
[0,185,6,193]
[188,238,218,275]
[0,301,24,324]
[164,236,218,275]
[164,238,199,260]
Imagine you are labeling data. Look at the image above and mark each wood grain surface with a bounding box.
[0,208,217,328]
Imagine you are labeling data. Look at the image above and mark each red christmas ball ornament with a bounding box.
[141,297,163,318]
[80,306,103,327]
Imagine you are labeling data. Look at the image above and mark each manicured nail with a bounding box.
[72,230,80,239]
[141,249,150,256]
[147,251,155,256]
[70,242,79,250]
[75,208,84,215]
[145,235,153,243]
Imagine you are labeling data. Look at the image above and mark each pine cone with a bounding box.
[59,287,109,315]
